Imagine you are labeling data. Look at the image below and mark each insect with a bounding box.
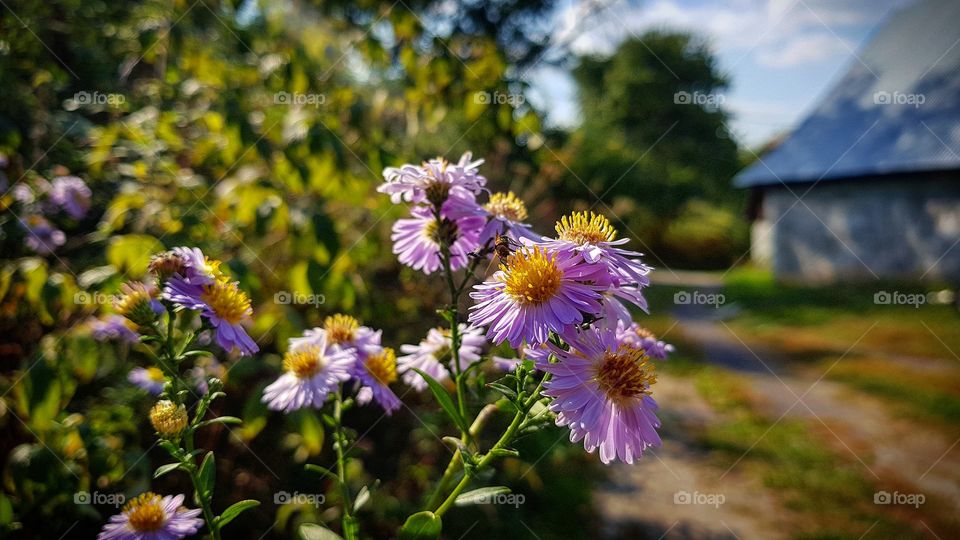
[493,233,520,262]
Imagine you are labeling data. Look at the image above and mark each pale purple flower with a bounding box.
[98,492,203,540]
[390,197,485,275]
[378,152,486,205]
[169,246,222,285]
[478,191,540,244]
[397,324,485,390]
[469,245,611,347]
[47,175,91,219]
[538,327,661,464]
[355,346,402,414]
[128,367,166,395]
[540,211,652,285]
[163,276,259,356]
[20,215,65,254]
[90,315,140,344]
[492,356,521,371]
[189,357,226,394]
[616,321,674,360]
[262,332,354,412]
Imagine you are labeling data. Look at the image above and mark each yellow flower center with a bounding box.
[323,314,360,345]
[595,346,657,402]
[114,283,154,319]
[484,192,528,222]
[146,366,165,382]
[201,257,223,279]
[366,347,398,385]
[555,211,617,245]
[283,346,324,379]
[124,493,166,532]
[502,247,563,305]
[200,279,252,325]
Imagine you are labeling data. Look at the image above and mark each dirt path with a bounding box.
[595,290,960,539]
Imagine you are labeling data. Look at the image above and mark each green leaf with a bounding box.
[196,416,242,428]
[216,499,260,528]
[454,486,512,506]
[299,523,344,540]
[154,462,182,479]
[486,382,517,400]
[106,234,164,277]
[198,452,216,498]
[411,368,469,434]
[304,464,336,482]
[398,511,442,540]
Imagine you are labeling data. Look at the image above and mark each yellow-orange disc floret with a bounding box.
[200,279,251,325]
[502,247,563,305]
[124,493,166,532]
[555,211,618,245]
[283,346,324,379]
[594,345,657,403]
[365,347,398,386]
[484,191,528,222]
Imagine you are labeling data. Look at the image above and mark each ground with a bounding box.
[595,269,960,540]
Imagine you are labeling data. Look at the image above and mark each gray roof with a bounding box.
[734,0,960,188]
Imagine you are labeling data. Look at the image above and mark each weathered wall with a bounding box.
[752,175,960,283]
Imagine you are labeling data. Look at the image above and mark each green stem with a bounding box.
[425,404,498,509]
[433,376,551,517]
[333,389,358,540]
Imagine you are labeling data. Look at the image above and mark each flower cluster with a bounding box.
[263,314,402,415]
[380,153,671,465]
[381,152,540,275]
[7,173,91,254]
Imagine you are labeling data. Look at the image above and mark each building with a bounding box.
[733,0,960,283]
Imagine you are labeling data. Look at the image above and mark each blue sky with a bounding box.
[527,0,915,147]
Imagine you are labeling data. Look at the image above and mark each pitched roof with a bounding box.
[734,0,960,188]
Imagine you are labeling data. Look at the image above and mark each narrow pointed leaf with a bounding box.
[216,500,259,527]
[412,368,469,434]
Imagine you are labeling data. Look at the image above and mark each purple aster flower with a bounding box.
[128,367,166,395]
[355,346,402,414]
[378,152,486,205]
[47,175,91,219]
[163,276,259,356]
[616,321,674,360]
[189,357,226,394]
[90,315,140,344]
[468,245,611,348]
[538,327,661,464]
[98,492,204,540]
[397,324,485,390]
[12,184,35,205]
[20,215,65,254]
[390,196,485,275]
[478,191,540,244]
[169,246,223,285]
[540,211,651,285]
[262,332,355,412]
[315,314,382,359]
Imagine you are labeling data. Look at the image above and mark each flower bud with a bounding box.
[114,282,160,327]
[149,400,188,439]
[148,251,186,281]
